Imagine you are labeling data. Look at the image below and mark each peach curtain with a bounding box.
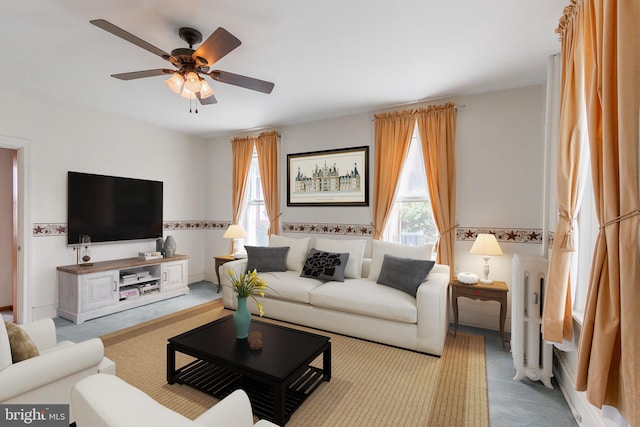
[570,0,640,424]
[542,3,588,344]
[230,136,254,224]
[254,131,280,236]
[416,103,457,274]
[372,111,416,240]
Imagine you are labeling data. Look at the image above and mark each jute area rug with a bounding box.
[102,300,488,427]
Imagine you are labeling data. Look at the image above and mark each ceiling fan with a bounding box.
[90,19,274,110]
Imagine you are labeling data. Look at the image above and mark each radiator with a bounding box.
[511,253,554,389]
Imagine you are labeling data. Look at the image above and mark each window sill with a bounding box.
[572,309,584,326]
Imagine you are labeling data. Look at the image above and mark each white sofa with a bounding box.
[72,374,278,427]
[0,318,115,422]
[222,237,450,356]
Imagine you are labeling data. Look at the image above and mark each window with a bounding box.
[383,126,438,247]
[572,159,598,321]
[241,149,269,247]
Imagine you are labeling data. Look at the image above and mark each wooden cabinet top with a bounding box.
[57,254,189,275]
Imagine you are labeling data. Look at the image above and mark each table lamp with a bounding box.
[223,224,247,257]
[469,233,503,284]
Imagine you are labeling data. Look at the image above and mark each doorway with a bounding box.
[0,147,17,322]
[0,136,29,323]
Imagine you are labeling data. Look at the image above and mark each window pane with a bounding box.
[384,127,437,246]
[241,150,268,248]
[396,135,429,200]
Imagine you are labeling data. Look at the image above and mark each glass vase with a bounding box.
[233,296,251,339]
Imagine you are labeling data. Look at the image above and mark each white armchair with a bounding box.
[72,373,278,427]
[0,318,115,422]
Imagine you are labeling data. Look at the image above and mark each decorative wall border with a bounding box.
[162,220,231,231]
[33,221,544,243]
[33,221,231,237]
[457,227,543,244]
[282,222,373,236]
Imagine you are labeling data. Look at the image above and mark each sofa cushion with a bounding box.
[300,249,349,282]
[263,270,325,304]
[315,238,367,279]
[269,235,310,272]
[309,279,418,324]
[377,255,435,297]
[0,320,12,371]
[368,240,433,281]
[4,321,40,363]
[245,246,289,272]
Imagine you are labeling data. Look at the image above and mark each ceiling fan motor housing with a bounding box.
[178,27,202,47]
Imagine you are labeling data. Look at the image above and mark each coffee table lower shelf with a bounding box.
[175,359,326,424]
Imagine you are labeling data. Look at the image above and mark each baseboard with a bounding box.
[554,350,617,427]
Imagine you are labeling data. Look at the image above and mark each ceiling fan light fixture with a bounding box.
[199,79,215,99]
[180,86,196,99]
[164,72,184,94]
[184,71,202,93]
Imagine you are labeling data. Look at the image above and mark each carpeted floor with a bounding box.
[102,300,489,427]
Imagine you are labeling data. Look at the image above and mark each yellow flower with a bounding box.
[225,268,273,317]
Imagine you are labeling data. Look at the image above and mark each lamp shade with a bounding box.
[470,233,503,256]
[223,224,247,239]
[199,79,215,99]
[183,71,202,93]
[164,73,184,94]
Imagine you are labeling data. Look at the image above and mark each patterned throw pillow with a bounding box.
[300,248,350,282]
[4,321,39,363]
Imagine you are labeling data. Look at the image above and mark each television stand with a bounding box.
[57,254,189,324]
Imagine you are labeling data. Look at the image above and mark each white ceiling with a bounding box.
[0,1,565,139]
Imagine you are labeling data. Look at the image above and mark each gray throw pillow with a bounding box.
[300,248,350,282]
[245,246,290,272]
[376,254,435,297]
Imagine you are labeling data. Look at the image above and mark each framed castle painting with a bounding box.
[287,146,369,206]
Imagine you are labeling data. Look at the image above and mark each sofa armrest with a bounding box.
[72,374,195,427]
[195,389,278,427]
[18,318,57,351]
[415,264,450,355]
[0,338,104,402]
[221,259,249,309]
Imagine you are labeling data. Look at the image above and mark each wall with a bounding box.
[205,84,548,331]
[0,81,549,329]
[0,83,207,321]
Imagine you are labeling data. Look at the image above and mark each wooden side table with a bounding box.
[214,255,236,292]
[451,280,509,348]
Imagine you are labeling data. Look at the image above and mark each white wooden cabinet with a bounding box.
[57,255,189,324]
[161,260,187,292]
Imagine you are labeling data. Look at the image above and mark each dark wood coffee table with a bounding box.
[167,315,331,426]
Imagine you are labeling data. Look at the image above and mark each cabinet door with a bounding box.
[80,270,119,311]
[162,260,187,292]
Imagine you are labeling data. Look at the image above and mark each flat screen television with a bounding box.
[67,171,163,245]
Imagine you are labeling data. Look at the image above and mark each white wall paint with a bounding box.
[205,85,548,331]
[0,83,207,320]
[1,80,548,328]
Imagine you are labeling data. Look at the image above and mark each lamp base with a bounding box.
[479,278,494,285]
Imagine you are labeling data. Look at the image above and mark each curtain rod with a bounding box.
[369,103,465,122]
[229,132,282,142]
[371,94,461,112]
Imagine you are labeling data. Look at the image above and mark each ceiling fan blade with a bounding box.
[91,19,171,61]
[192,27,241,66]
[197,93,218,105]
[111,69,174,80]
[209,70,274,94]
